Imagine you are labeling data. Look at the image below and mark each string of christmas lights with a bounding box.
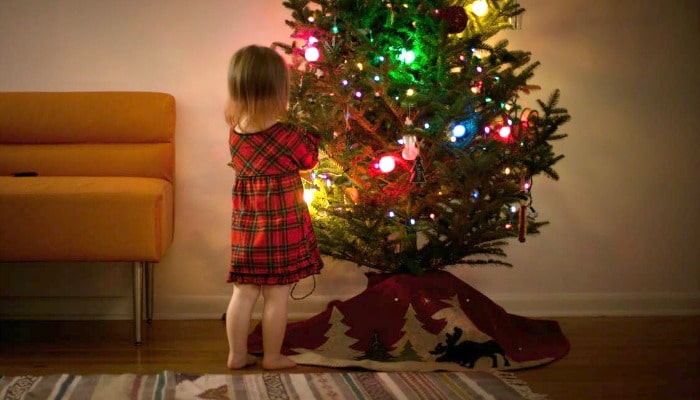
[276,0,569,273]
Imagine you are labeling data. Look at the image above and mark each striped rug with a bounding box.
[0,370,546,399]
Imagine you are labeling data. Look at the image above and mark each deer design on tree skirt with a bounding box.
[430,327,511,369]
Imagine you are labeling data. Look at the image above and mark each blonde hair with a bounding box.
[226,45,290,130]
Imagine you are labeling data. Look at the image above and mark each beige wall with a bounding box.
[1,0,698,319]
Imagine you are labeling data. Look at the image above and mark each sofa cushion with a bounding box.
[0,92,176,183]
[0,92,175,144]
[0,143,174,181]
[0,176,173,262]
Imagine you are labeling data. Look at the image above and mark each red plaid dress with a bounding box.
[227,123,323,285]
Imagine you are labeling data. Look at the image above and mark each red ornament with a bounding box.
[437,6,468,34]
[518,204,527,242]
[520,108,539,129]
[518,197,529,242]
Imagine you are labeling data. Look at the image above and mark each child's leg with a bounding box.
[225,283,260,369]
[260,284,296,370]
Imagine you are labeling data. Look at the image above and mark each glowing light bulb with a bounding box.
[308,36,319,45]
[499,125,511,139]
[409,218,416,225]
[471,0,488,17]
[452,124,466,138]
[374,75,381,81]
[354,91,363,98]
[356,63,364,70]
[303,188,316,204]
[406,88,415,96]
[504,167,512,175]
[378,156,396,173]
[388,210,396,218]
[398,49,416,64]
[304,47,320,62]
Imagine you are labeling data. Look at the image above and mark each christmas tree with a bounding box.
[275,0,569,274]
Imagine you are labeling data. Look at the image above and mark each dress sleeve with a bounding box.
[290,127,320,170]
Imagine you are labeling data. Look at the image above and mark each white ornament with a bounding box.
[401,134,419,161]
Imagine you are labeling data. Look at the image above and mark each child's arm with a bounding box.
[299,169,313,182]
[290,127,320,171]
[227,162,237,186]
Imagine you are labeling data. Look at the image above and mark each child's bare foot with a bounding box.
[227,353,257,369]
[262,355,297,370]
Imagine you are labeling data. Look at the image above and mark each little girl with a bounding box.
[224,45,324,370]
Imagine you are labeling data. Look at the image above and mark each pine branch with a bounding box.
[277,0,570,273]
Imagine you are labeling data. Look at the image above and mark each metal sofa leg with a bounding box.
[133,261,144,346]
[145,262,154,323]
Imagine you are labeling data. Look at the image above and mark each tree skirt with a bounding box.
[249,270,569,371]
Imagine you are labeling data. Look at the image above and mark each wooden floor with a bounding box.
[0,316,698,400]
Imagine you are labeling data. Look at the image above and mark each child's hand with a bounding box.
[299,169,313,182]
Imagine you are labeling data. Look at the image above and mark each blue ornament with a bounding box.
[450,109,479,149]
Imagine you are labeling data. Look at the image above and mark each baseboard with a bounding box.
[1,292,698,320]
[0,295,341,321]
[108,292,700,318]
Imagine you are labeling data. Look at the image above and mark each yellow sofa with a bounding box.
[0,92,175,344]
